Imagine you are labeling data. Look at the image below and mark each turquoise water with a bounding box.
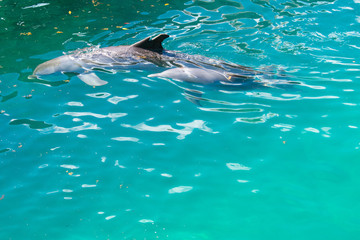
[1,0,360,239]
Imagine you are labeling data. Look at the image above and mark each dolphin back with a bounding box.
[148,67,230,84]
[131,34,169,53]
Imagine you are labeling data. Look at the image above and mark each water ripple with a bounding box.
[226,163,251,171]
[2,0,360,238]
[9,119,52,129]
[199,107,263,113]
[42,122,100,134]
[111,136,140,143]
[122,120,216,140]
[168,186,193,194]
[64,111,127,121]
[235,112,278,124]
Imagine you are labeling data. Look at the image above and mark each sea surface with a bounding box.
[1,0,360,239]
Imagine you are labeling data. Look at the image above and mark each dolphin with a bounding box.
[29,34,258,87]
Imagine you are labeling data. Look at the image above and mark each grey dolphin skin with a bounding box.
[30,34,258,87]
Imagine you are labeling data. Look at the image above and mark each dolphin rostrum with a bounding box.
[29,34,258,87]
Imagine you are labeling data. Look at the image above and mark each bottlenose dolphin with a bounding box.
[29,34,258,87]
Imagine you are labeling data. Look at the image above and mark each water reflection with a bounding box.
[2,1,360,238]
[121,119,216,140]
[1,0,356,145]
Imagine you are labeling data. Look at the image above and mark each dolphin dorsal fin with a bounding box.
[131,34,169,52]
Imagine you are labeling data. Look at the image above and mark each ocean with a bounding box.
[1,0,360,239]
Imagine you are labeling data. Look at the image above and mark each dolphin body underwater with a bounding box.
[29,34,263,89]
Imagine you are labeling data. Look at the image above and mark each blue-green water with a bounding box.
[1,0,360,239]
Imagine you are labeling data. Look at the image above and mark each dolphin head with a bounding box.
[29,55,83,79]
[32,60,58,76]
